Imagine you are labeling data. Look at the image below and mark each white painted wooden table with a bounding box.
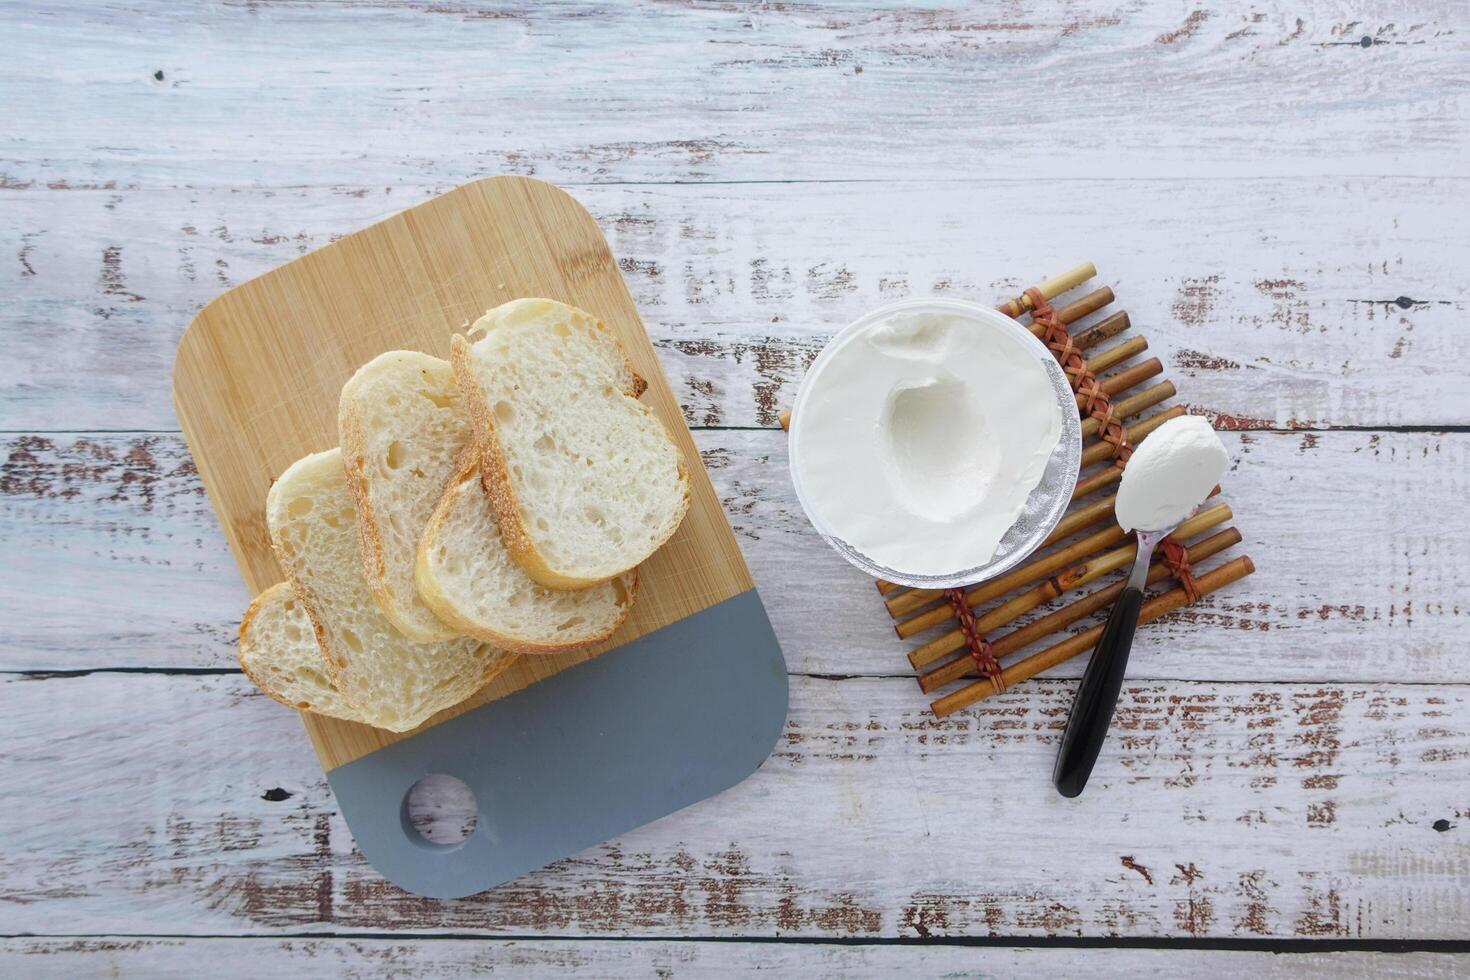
[3,2,1467,976]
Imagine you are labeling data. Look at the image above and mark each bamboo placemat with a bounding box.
[782,263,1254,717]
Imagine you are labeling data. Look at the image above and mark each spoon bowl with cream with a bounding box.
[789,298,1081,588]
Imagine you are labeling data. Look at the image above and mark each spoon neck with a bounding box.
[1129,531,1164,590]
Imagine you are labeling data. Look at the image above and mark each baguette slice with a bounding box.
[450,298,690,589]
[416,454,638,654]
[339,350,469,642]
[238,583,366,723]
[265,448,515,732]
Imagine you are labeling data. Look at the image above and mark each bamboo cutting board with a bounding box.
[174,176,788,897]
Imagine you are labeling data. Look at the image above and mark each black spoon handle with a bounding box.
[1052,584,1145,798]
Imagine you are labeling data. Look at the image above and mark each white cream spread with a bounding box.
[792,307,1063,576]
[1115,415,1229,532]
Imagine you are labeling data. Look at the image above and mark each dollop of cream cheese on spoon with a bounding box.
[793,309,1062,576]
[1114,415,1229,532]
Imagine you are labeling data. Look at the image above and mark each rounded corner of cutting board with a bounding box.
[462,173,595,214]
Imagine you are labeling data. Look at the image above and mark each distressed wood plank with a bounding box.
[2,1,1464,189]
[1,672,1466,939]
[3,0,1464,957]
[0,938,1463,979]
[2,179,1465,429]
[2,430,1465,682]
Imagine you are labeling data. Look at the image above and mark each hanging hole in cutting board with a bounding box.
[400,773,478,849]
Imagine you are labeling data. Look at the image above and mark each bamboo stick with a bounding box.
[1071,465,1124,501]
[895,499,1232,637]
[1081,335,1147,376]
[931,555,1255,717]
[1070,310,1130,350]
[908,512,1234,670]
[997,262,1097,318]
[917,527,1242,692]
[905,505,1228,658]
[1080,381,1175,440]
[1063,284,1112,318]
[1046,286,1110,327]
[1024,288,1111,338]
[1076,358,1161,410]
[886,405,1194,621]
[1041,494,1120,549]
[890,520,1130,630]
[1081,405,1185,467]
[1041,483,1216,552]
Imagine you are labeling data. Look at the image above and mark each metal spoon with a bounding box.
[1051,517,1183,798]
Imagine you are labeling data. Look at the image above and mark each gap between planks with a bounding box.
[2,932,1469,954]
[10,177,1470,189]
[2,938,1466,980]
[8,424,1470,436]
[8,670,1470,691]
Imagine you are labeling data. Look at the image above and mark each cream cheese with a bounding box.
[792,307,1063,576]
[1114,415,1229,532]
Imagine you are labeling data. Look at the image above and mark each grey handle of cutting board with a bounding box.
[328,589,788,898]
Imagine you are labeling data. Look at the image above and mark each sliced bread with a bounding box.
[339,350,469,642]
[450,298,690,589]
[265,448,516,732]
[416,453,638,654]
[238,582,366,723]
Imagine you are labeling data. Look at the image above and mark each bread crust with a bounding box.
[449,330,550,582]
[449,302,691,590]
[240,578,516,727]
[414,451,640,654]
[338,354,461,643]
[263,448,516,732]
[268,534,359,690]
[477,647,521,688]
[238,582,365,721]
[237,583,307,709]
[263,456,356,699]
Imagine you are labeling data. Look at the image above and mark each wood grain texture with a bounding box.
[3,429,1465,683]
[2,1,1464,188]
[1,939,1463,979]
[3,672,1466,940]
[173,176,753,767]
[3,179,1465,430]
[3,0,1468,958]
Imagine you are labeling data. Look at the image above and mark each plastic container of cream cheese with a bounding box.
[789,298,1082,589]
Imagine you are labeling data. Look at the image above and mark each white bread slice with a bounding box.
[415,454,639,654]
[450,298,690,589]
[265,448,516,732]
[339,350,469,642]
[238,582,366,723]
